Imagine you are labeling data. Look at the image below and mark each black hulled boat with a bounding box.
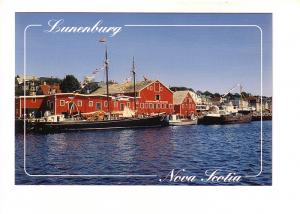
[17,42,169,134]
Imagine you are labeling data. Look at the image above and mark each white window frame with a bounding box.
[60,100,65,106]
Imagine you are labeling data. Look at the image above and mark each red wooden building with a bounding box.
[173,91,196,117]
[16,93,136,118]
[15,80,174,118]
[15,95,47,118]
[91,80,174,115]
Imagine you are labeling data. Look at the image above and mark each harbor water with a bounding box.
[15,121,272,185]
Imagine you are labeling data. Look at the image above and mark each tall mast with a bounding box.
[239,84,243,110]
[104,46,110,117]
[131,56,136,111]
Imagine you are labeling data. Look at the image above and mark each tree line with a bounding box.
[170,86,253,98]
[15,75,81,96]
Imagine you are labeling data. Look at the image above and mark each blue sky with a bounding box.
[15,13,272,96]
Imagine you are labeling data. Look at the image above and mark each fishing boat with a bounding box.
[169,114,197,126]
[199,84,253,125]
[198,103,252,125]
[199,111,252,125]
[19,42,169,134]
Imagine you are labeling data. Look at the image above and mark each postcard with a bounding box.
[15,12,272,185]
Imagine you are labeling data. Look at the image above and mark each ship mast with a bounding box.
[131,56,136,111]
[239,84,243,110]
[104,46,110,118]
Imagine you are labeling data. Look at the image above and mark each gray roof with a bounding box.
[173,91,191,105]
[91,80,154,95]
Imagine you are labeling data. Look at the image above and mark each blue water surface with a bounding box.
[15,121,272,185]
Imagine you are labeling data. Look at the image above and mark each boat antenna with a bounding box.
[131,56,136,112]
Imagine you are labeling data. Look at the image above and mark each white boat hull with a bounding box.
[169,119,198,126]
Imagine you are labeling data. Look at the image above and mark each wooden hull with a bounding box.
[16,115,169,134]
[199,113,252,125]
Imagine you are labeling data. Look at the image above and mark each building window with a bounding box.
[60,100,65,106]
[140,103,144,109]
[88,101,93,107]
[157,104,160,109]
[77,100,82,107]
[96,102,101,110]
[160,87,163,91]
[150,86,153,91]
[155,95,160,100]
[127,102,130,107]
[145,103,148,108]
[104,101,108,107]
[32,98,36,103]
[150,103,153,109]
[169,104,173,109]
[120,103,125,111]
[47,100,51,107]
[68,102,73,110]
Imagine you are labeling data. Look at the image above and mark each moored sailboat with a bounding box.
[18,41,169,134]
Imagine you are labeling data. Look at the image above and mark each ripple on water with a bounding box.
[15,121,272,185]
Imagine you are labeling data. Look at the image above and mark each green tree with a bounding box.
[15,75,24,96]
[196,90,202,96]
[170,86,195,92]
[241,91,251,98]
[61,75,81,93]
[234,93,241,98]
[213,93,221,97]
[203,91,212,97]
[39,76,62,85]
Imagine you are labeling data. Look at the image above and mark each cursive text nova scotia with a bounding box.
[159,169,196,183]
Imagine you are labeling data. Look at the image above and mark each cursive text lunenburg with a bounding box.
[44,19,122,37]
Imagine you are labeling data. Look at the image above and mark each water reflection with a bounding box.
[16,121,272,185]
[113,129,136,163]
